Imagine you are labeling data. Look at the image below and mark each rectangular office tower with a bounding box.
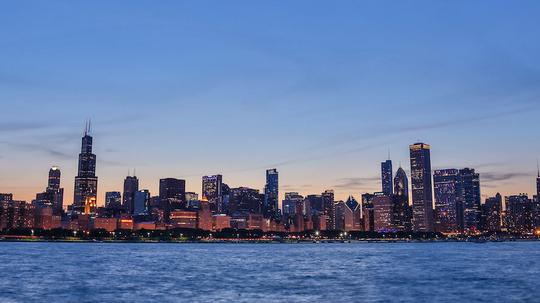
[202,175,223,213]
[410,143,434,232]
[381,160,393,196]
[264,169,279,219]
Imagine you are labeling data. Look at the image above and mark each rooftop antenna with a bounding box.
[88,119,92,135]
[537,159,539,178]
[128,168,131,176]
[134,168,137,177]
[388,148,391,161]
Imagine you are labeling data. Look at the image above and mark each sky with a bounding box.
[1,1,540,205]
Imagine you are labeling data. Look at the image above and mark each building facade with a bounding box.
[73,123,98,214]
[381,160,393,196]
[410,143,434,232]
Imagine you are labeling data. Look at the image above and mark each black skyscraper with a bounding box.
[264,169,279,219]
[123,175,139,214]
[536,164,540,203]
[381,160,393,196]
[47,166,64,214]
[410,143,434,232]
[458,168,481,232]
[160,178,186,207]
[73,122,98,213]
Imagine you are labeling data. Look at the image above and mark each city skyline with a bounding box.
[1,1,540,203]
[2,124,539,211]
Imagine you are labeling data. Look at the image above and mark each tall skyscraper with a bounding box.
[34,166,64,214]
[458,168,481,232]
[322,190,335,230]
[409,143,434,232]
[536,164,540,203]
[381,160,393,196]
[73,122,98,214]
[394,166,409,201]
[264,169,279,219]
[202,175,223,213]
[123,175,139,214]
[434,169,460,233]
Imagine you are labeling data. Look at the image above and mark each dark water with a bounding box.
[0,242,538,302]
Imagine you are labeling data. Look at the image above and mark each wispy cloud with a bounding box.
[333,176,380,190]
[0,141,72,160]
[0,122,55,133]
[482,172,531,183]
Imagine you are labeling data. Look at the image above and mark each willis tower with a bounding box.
[73,121,98,214]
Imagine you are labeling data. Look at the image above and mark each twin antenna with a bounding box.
[83,119,92,136]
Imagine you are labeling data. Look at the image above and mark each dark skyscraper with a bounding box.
[410,143,434,232]
[482,193,502,232]
[35,166,64,214]
[123,175,139,214]
[536,164,540,203]
[160,178,186,206]
[264,169,279,219]
[202,175,223,213]
[434,169,459,233]
[381,160,393,196]
[73,122,98,214]
[394,166,409,201]
[458,168,481,232]
[322,190,335,230]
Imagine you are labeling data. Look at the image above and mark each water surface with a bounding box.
[0,242,537,302]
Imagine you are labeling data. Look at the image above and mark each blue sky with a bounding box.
[1,1,539,203]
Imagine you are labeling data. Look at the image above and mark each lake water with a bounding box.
[0,242,538,302]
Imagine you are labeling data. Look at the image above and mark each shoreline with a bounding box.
[0,238,535,244]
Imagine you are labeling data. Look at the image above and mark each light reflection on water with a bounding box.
[0,242,538,302]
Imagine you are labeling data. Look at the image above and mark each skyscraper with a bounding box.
[34,167,64,214]
[381,160,393,196]
[458,168,481,232]
[409,143,434,232]
[536,164,540,203]
[505,194,534,234]
[322,190,335,230]
[482,193,502,232]
[73,122,98,214]
[394,166,409,201]
[434,169,459,233]
[123,175,139,214]
[264,169,279,219]
[159,178,186,207]
[134,190,150,215]
[202,175,223,213]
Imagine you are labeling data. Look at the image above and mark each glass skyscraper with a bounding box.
[264,169,279,219]
[381,160,393,196]
[434,169,459,233]
[409,143,434,232]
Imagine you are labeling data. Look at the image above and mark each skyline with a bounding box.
[2,123,539,208]
[1,1,540,202]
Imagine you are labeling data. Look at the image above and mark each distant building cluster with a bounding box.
[1,124,540,236]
